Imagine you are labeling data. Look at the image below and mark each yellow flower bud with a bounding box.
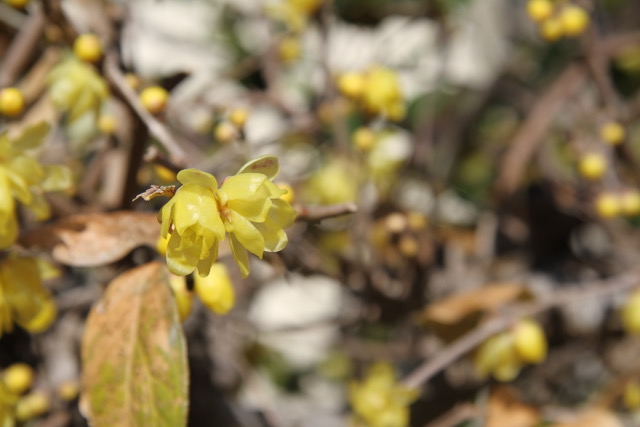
[595,192,620,219]
[527,0,554,23]
[559,5,589,37]
[73,33,103,63]
[214,121,238,144]
[3,363,34,395]
[337,72,365,99]
[352,127,376,152]
[229,108,249,128]
[139,86,168,115]
[578,152,606,180]
[512,319,547,364]
[194,263,235,314]
[599,121,625,146]
[15,391,50,421]
[0,87,25,117]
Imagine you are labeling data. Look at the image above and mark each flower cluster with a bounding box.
[337,66,405,121]
[0,123,72,249]
[47,56,109,124]
[0,256,57,336]
[474,318,547,382]
[526,0,589,41]
[159,156,296,278]
[348,362,418,427]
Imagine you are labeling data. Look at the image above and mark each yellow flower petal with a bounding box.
[166,232,199,276]
[221,173,274,222]
[177,168,217,188]
[228,210,265,258]
[229,234,251,278]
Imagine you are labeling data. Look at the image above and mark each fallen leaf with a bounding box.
[421,283,531,341]
[80,262,188,427]
[550,408,622,427]
[485,387,540,427]
[20,211,160,267]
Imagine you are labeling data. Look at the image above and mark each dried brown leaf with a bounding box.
[80,262,188,427]
[20,211,159,267]
[486,387,540,427]
[421,283,531,341]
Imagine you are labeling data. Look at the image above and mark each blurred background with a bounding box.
[2,0,640,426]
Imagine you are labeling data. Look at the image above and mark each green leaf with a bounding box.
[80,262,189,427]
[12,122,50,151]
[237,155,279,179]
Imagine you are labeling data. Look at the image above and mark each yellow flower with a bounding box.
[0,123,72,248]
[217,172,296,278]
[47,56,109,123]
[160,169,225,277]
[360,66,405,121]
[349,362,418,427]
[0,256,56,336]
[158,156,296,278]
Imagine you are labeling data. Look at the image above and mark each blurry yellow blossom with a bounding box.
[304,158,359,205]
[337,66,405,121]
[47,56,109,123]
[0,256,56,336]
[361,67,405,120]
[158,156,296,278]
[0,123,72,248]
[194,263,235,314]
[349,362,418,427]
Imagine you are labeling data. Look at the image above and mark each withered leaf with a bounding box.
[133,185,176,202]
[421,283,531,342]
[80,262,188,427]
[486,387,540,427]
[20,211,160,267]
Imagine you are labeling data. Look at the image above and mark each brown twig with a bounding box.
[497,64,588,196]
[294,202,358,221]
[582,27,622,117]
[0,4,46,87]
[401,269,640,389]
[103,52,188,166]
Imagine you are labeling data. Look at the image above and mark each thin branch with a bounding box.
[497,64,587,196]
[401,269,640,389]
[0,4,45,87]
[103,52,188,166]
[295,202,358,221]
